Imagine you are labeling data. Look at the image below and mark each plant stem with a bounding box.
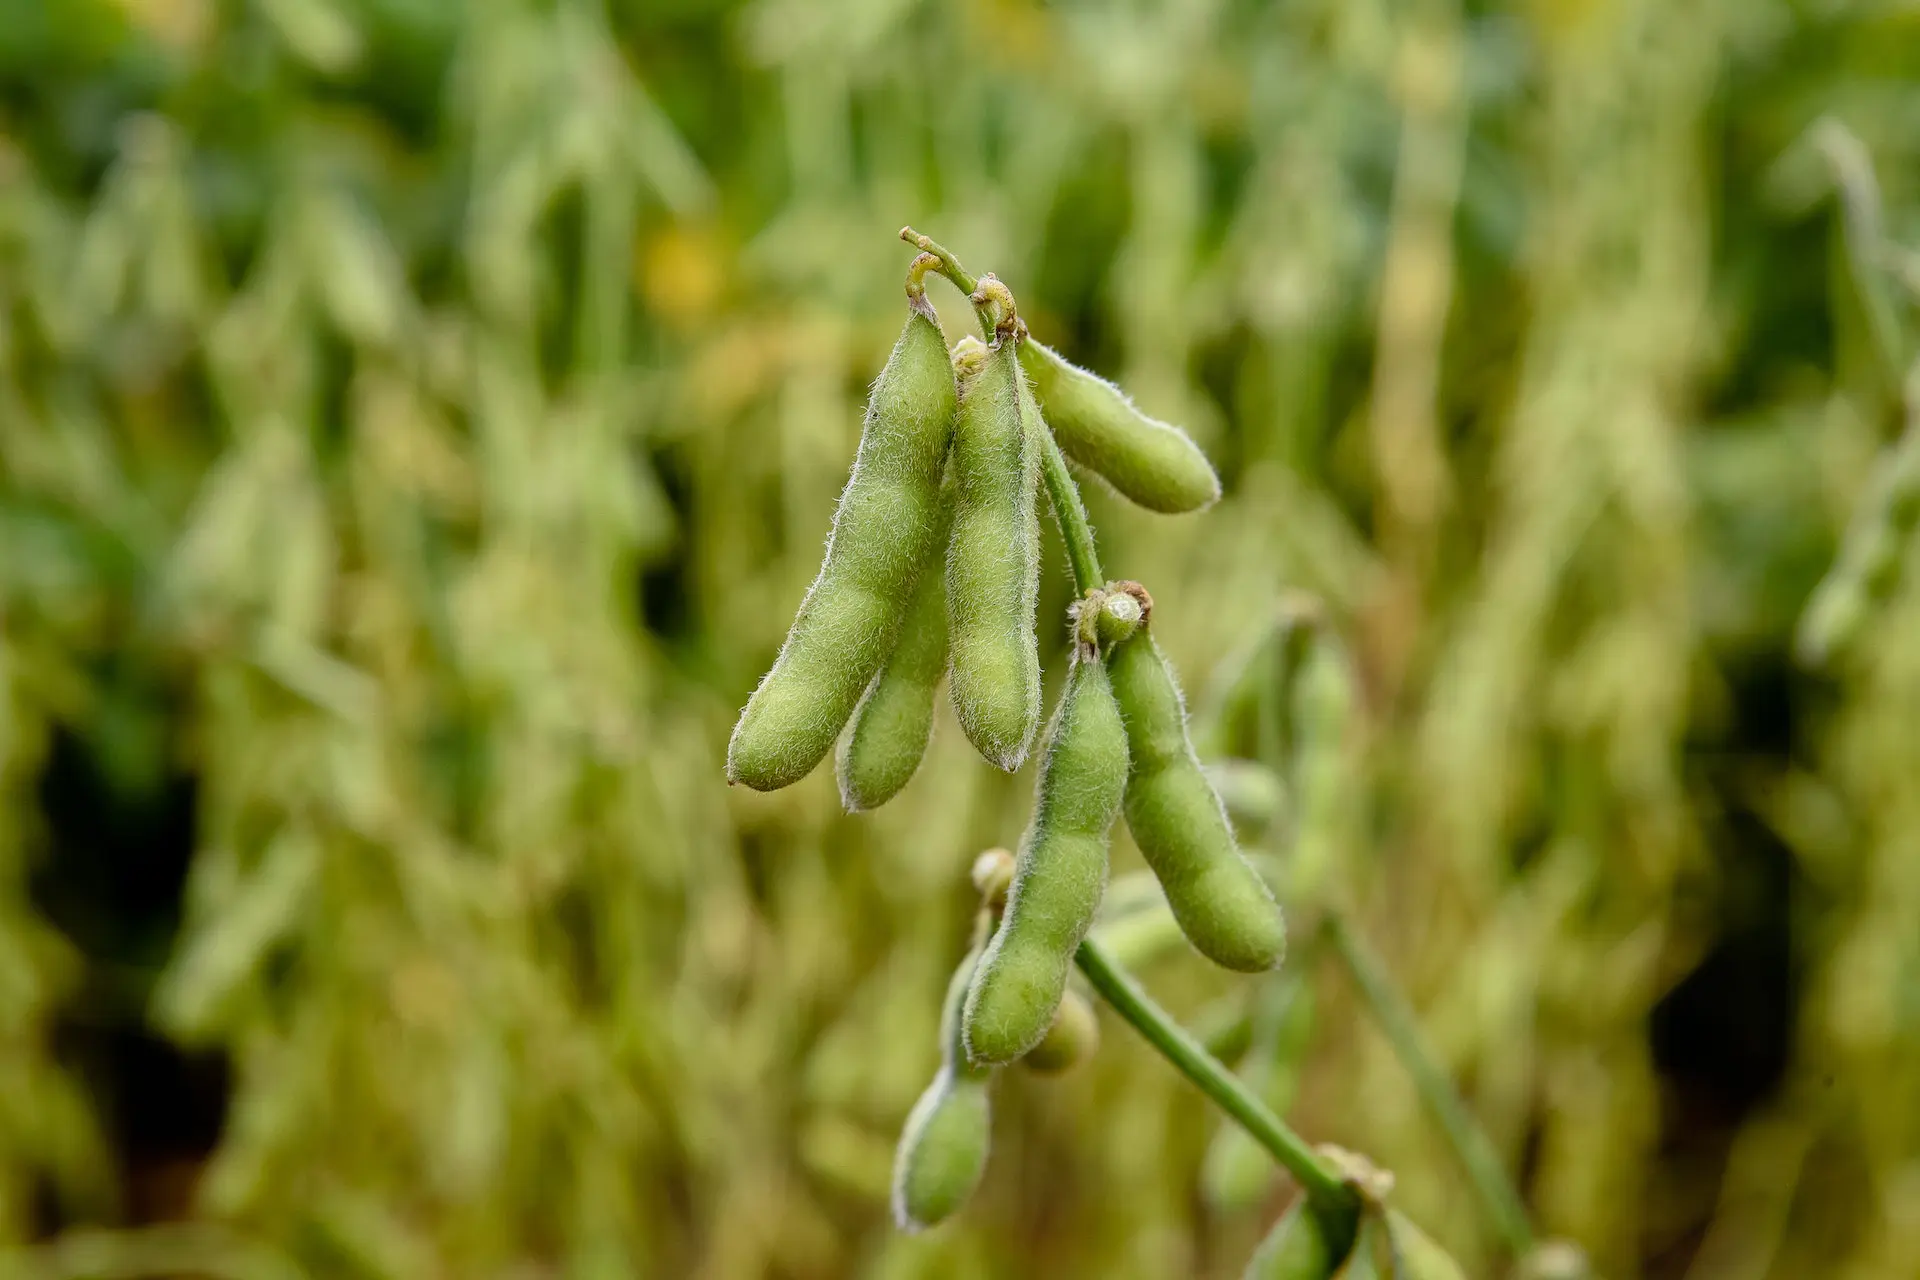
[1325,910,1535,1257]
[1040,430,1103,596]
[899,226,979,295]
[1076,936,1359,1221]
[900,226,1015,348]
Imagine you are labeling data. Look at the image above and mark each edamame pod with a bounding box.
[835,500,952,811]
[1019,338,1221,514]
[946,310,1042,770]
[1108,593,1287,973]
[963,653,1127,1064]
[727,290,957,791]
[1242,1198,1346,1280]
[892,946,994,1231]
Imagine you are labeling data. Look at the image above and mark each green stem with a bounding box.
[1040,429,1103,596]
[899,226,978,295]
[900,226,1012,348]
[1325,911,1535,1256]
[1076,937,1359,1221]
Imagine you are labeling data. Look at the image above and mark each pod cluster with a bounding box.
[726,262,1227,801]
[732,248,1313,1248]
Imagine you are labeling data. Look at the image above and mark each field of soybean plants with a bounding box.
[4,1,1920,1277]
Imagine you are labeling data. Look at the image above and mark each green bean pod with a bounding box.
[891,945,994,1232]
[946,324,1042,770]
[1241,1198,1346,1280]
[1108,601,1287,973]
[1019,338,1220,514]
[727,294,957,791]
[835,499,952,812]
[963,653,1127,1064]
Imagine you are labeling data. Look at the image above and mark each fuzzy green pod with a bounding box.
[946,317,1042,770]
[891,947,993,1232]
[835,499,952,811]
[1108,597,1287,973]
[728,294,957,791]
[963,654,1127,1064]
[1020,987,1099,1074]
[1019,338,1221,514]
[1241,1198,1346,1280]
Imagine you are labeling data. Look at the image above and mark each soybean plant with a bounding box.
[726,229,1488,1278]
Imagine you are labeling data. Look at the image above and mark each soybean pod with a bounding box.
[963,651,1127,1065]
[946,280,1042,770]
[891,941,995,1231]
[835,496,952,811]
[1019,338,1221,515]
[727,267,957,791]
[1108,590,1287,973]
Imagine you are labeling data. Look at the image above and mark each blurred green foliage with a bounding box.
[3,0,1920,1276]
